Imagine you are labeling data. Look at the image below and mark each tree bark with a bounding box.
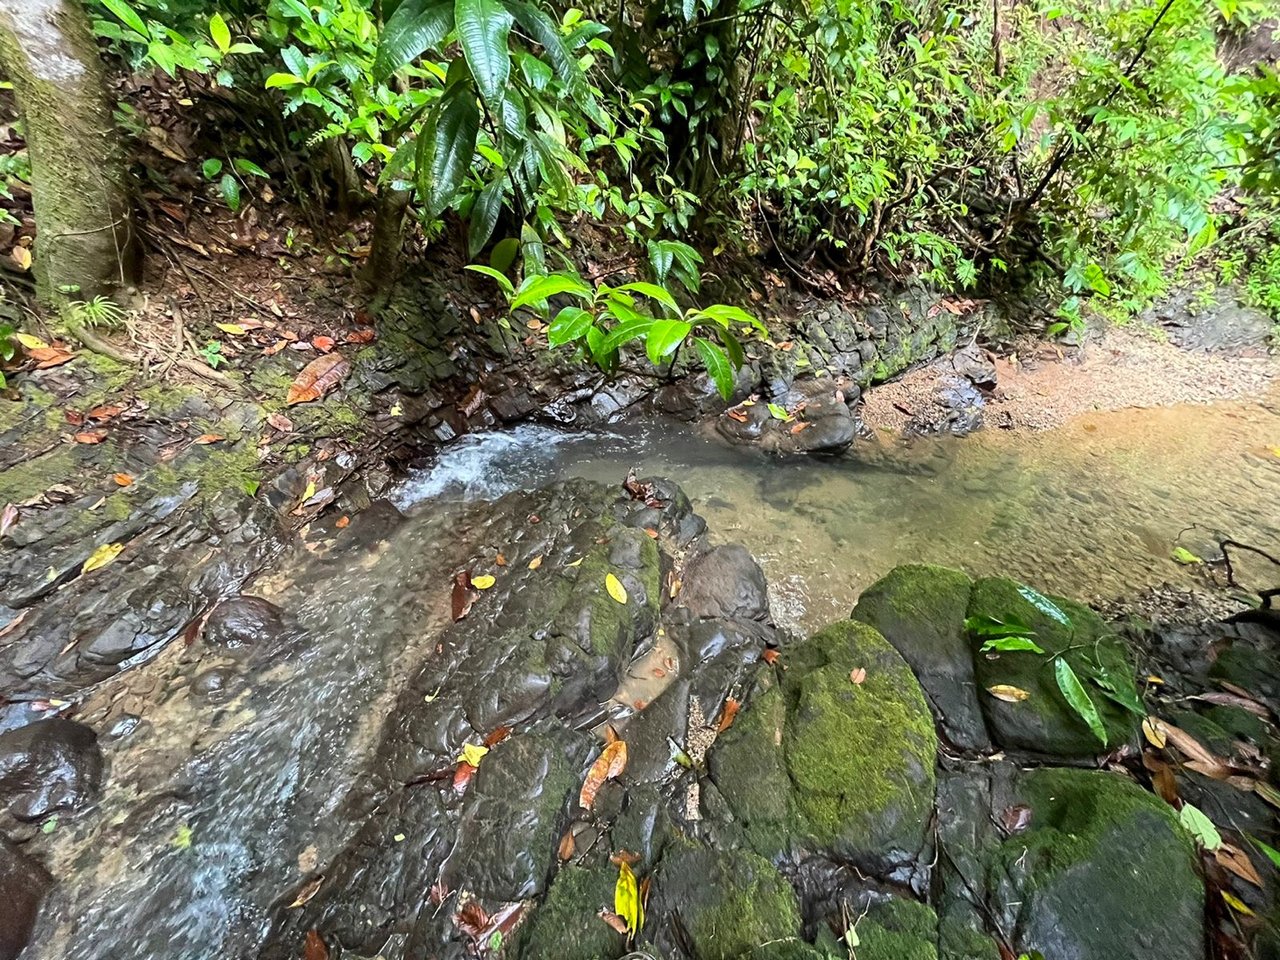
[361,186,410,307]
[0,0,139,305]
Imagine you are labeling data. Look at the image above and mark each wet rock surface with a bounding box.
[1145,286,1276,354]
[0,719,102,823]
[0,838,51,960]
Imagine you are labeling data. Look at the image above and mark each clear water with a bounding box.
[399,394,1280,633]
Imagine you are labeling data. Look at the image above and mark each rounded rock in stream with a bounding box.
[0,718,103,822]
[678,544,770,622]
[0,837,52,960]
[201,595,288,651]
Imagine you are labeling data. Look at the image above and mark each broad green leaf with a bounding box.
[979,636,1046,654]
[616,281,679,315]
[454,0,512,106]
[464,264,515,297]
[645,319,691,365]
[100,0,148,39]
[600,317,656,353]
[419,86,480,217]
[1252,836,1280,869]
[201,157,223,179]
[373,0,454,81]
[1171,547,1203,565]
[468,179,504,256]
[1179,803,1221,850]
[264,72,304,88]
[507,1,584,91]
[695,303,765,333]
[965,614,1036,638]
[767,402,790,421]
[694,337,733,400]
[219,173,241,211]
[720,328,745,369]
[233,158,269,178]
[1017,585,1071,626]
[1092,664,1145,715]
[510,273,593,311]
[209,12,230,52]
[490,237,519,272]
[1054,658,1106,746]
[648,240,674,284]
[547,306,593,345]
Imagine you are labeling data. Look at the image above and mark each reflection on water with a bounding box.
[400,393,1280,633]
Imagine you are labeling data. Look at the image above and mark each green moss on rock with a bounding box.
[856,898,938,960]
[519,865,624,960]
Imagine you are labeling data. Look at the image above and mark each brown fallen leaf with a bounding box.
[0,503,17,538]
[726,408,749,423]
[113,473,133,487]
[74,430,107,444]
[194,434,225,444]
[345,328,376,344]
[452,762,477,794]
[454,900,490,939]
[716,697,740,733]
[580,740,628,810]
[643,528,659,539]
[287,352,350,405]
[87,404,124,421]
[599,910,629,934]
[762,648,780,665]
[1195,691,1271,719]
[558,830,576,861]
[999,804,1033,834]
[789,421,811,434]
[64,409,85,426]
[484,725,512,748]
[451,570,476,622]
[303,930,328,960]
[849,668,867,685]
[288,876,324,908]
[603,724,619,745]
[1143,751,1180,805]
[335,515,350,529]
[267,412,294,433]
[1217,842,1263,888]
[29,345,74,368]
[312,336,336,353]
[1161,721,1233,771]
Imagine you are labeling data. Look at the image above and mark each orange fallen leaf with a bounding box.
[303,930,328,960]
[87,404,124,421]
[287,352,350,405]
[484,725,512,748]
[558,831,576,861]
[726,408,749,423]
[716,697,740,733]
[599,910,628,934]
[345,328,376,344]
[580,740,628,810]
[603,724,619,745]
[453,762,477,794]
[74,430,107,444]
[335,515,350,529]
[850,668,867,685]
[762,648,780,665]
[312,336,335,352]
[112,473,133,487]
[1217,842,1263,888]
[267,412,294,432]
[194,434,225,444]
[643,528,659,539]
[789,421,811,434]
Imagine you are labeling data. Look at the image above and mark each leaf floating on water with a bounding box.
[472,575,497,590]
[82,542,124,574]
[606,573,628,604]
[1171,547,1203,565]
[1054,658,1107,745]
[580,740,628,810]
[303,930,329,960]
[1216,842,1263,888]
[458,743,489,767]
[1179,802,1222,850]
[986,684,1030,702]
[286,352,350,405]
[614,861,644,938]
[1016,585,1072,625]
[716,697,740,733]
[1142,717,1167,748]
[1222,891,1256,916]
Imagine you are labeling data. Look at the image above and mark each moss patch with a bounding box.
[855,898,938,960]
[519,865,623,960]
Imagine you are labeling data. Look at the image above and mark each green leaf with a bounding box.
[1178,803,1222,850]
[100,0,148,39]
[507,1,584,92]
[979,636,1046,654]
[1251,836,1280,869]
[695,303,765,333]
[1017,585,1071,626]
[720,328,744,369]
[219,173,241,212]
[1171,547,1203,565]
[490,237,519,272]
[373,0,455,81]
[264,72,304,89]
[510,273,592,311]
[694,337,733,400]
[454,0,513,107]
[202,157,224,179]
[1091,664,1145,716]
[616,281,679,316]
[1054,658,1107,746]
[767,402,790,421]
[600,317,656,353]
[464,264,515,297]
[419,86,480,217]
[468,179,504,257]
[965,614,1037,639]
[209,12,231,52]
[547,306,593,346]
[645,319,691,365]
[233,158,269,178]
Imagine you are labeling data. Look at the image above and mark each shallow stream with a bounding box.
[399,391,1280,632]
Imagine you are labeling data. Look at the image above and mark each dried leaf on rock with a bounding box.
[1143,751,1180,805]
[762,648,780,665]
[986,684,1030,702]
[83,542,124,574]
[194,434,225,444]
[267,412,294,432]
[453,762,477,793]
[288,876,324,908]
[455,900,490,939]
[849,668,867,685]
[312,336,335,352]
[286,353,349,405]
[1217,843,1263,887]
[303,930,329,960]
[472,574,496,590]
[113,473,133,487]
[483,726,511,748]
[335,516,350,529]
[599,910,628,934]
[716,698,740,733]
[87,404,124,420]
[451,571,475,621]
[558,830,576,861]
[580,740,628,810]
[528,555,543,570]
[74,430,107,444]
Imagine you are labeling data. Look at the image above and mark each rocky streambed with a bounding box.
[2,470,1277,960]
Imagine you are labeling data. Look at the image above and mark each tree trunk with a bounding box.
[0,0,139,306]
[361,187,410,307]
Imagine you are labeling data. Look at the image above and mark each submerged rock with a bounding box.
[0,838,51,960]
[679,544,770,622]
[0,718,102,822]
[201,596,287,650]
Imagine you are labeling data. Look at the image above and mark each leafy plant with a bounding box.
[199,341,225,368]
[0,322,16,390]
[65,296,126,329]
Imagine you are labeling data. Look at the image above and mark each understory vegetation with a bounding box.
[0,0,1278,381]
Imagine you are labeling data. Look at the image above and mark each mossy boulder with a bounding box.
[649,842,802,960]
[737,941,828,959]
[855,898,939,960]
[991,768,1204,960]
[518,864,625,960]
[710,621,937,867]
[852,564,989,750]
[967,578,1137,756]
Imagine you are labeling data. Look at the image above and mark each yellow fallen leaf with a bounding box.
[472,574,496,589]
[987,684,1030,703]
[1142,716,1167,748]
[458,742,489,767]
[528,555,543,570]
[14,333,47,350]
[216,322,248,336]
[614,861,644,937]
[1222,891,1255,916]
[11,246,31,270]
[606,573,628,604]
[566,557,583,568]
[171,824,193,850]
[1270,446,1280,459]
[82,542,124,574]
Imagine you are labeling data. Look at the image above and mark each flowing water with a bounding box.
[398,392,1280,633]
